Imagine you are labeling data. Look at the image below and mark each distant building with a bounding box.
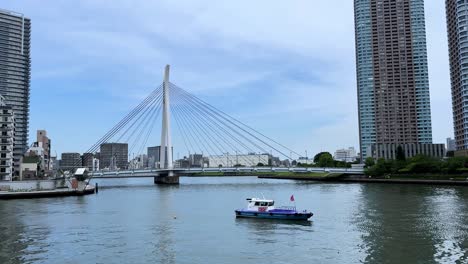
[147,146,173,168]
[208,153,269,168]
[100,143,128,170]
[334,147,357,162]
[0,96,15,180]
[60,152,82,172]
[296,157,313,165]
[0,9,31,173]
[446,137,456,152]
[82,153,94,171]
[129,154,147,169]
[174,157,189,168]
[189,154,203,167]
[368,143,446,160]
[23,130,52,177]
[36,130,51,170]
[92,158,99,172]
[50,156,58,172]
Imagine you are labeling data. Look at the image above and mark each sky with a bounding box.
[2,1,452,158]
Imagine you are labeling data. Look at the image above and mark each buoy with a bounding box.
[173,216,177,219]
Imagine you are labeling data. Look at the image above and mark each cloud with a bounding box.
[1,0,452,157]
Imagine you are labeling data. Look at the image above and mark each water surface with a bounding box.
[0,177,467,264]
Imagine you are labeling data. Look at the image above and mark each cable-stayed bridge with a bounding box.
[77,65,363,184]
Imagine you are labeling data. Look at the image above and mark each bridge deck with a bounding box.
[89,167,364,178]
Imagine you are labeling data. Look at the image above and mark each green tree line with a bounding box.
[365,155,468,176]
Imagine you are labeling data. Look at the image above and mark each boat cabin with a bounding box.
[246,198,275,211]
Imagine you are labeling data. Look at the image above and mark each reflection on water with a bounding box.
[353,184,468,264]
[0,177,467,264]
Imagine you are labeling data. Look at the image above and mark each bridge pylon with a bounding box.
[155,65,179,184]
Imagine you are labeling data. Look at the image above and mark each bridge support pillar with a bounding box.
[154,170,179,184]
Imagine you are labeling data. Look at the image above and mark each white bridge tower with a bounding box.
[159,64,173,169]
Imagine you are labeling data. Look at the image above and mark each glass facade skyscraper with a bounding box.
[446,0,468,151]
[354,0,433,159]
[0,9,31,174]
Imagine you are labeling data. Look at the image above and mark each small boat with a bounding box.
[235,197,313,220]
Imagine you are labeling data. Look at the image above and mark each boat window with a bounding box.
[254,202,260,206]
[260,202,268,206]
[268,202,274,206]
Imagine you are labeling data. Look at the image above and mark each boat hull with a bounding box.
[235,210,312,220]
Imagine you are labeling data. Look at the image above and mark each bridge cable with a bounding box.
[170,83,299,160]
[171,87,257,167]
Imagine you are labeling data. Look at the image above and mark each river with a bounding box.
[0,176,467,264]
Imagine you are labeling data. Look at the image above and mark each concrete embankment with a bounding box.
[0,187,95,199]
[0,179,96,199]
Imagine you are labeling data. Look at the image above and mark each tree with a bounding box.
[364,157,375,168]
[257,163,265,167]
[314,152,332,163]
[366,158,391,176]
[446,151,455,157]
[396,145,406,161]
[317,153,334,167]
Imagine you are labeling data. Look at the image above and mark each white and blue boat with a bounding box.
[235,197,313,220]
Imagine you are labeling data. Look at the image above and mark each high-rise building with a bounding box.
[354,0,433,160]
[100,143,128,170]
[0,9,31,172]
[446,0,468,152]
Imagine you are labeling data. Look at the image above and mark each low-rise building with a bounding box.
[296,157,313,165]
[189,154,203,167]
[19,156,40,180]
[334,147,357,162]
[368,143,446,160]
[0,96,14,181]
[208,153,269,167]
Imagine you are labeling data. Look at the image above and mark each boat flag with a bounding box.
[290,195,295,202]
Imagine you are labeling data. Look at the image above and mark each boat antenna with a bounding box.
[261,193,265,199]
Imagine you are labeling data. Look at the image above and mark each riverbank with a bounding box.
[257,172,341,180]
[257,172,468,186]
[187,171,333,178]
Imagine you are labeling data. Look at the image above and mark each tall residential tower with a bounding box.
[446,0,468,152]
[0,9,31,173]
[354,0,433,159]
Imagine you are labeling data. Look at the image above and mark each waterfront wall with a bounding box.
[0,180,63,191]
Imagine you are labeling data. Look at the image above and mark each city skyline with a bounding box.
[0,1,452,157]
